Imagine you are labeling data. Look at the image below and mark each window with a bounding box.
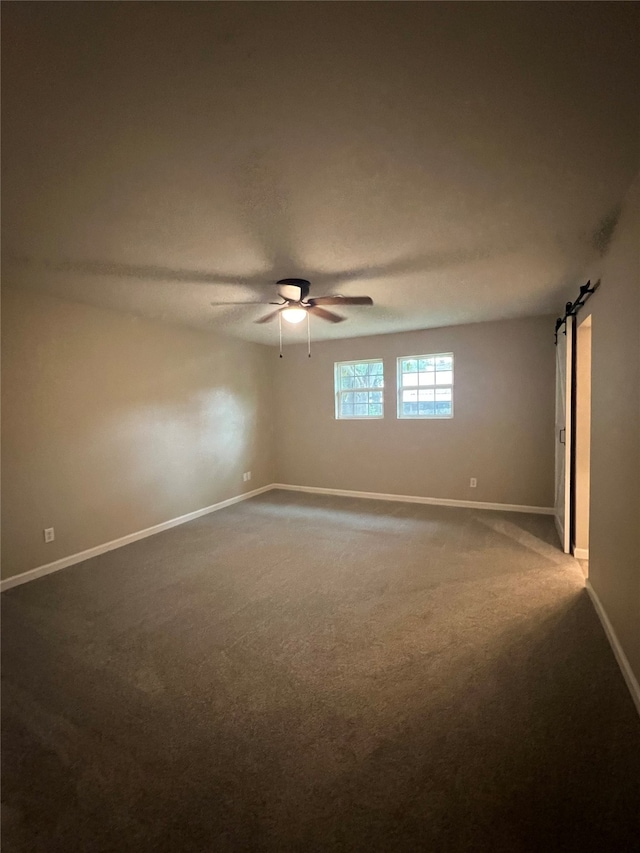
[397,353,453,418]
[334,359,384,419]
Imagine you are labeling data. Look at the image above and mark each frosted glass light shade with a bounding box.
[282,307,307,324]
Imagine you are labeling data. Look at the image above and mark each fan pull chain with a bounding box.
[279,312,283,358]
[307,311,311,358]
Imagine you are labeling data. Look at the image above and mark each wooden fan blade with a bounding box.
[308,296,373,306]
[210,300,285,306]
[254,308,284,324]
[308,306,345,323]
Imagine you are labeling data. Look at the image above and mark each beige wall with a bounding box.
[1,288,276,579]
[575,174,640,683]
[274,316,555,508]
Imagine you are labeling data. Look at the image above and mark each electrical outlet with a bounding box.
[470,478,477,488]
[44,527,55,543]
[246,471,251,481]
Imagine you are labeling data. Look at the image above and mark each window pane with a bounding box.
[402,372,418,387]
[336,360,384,418]
[435,371,452,385]
[418,358,435,371]
[418,371,435,386]
[398,353,453,418]
[418,402,436,416]
[436,357,452,370]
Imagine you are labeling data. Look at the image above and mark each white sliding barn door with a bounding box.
[555,314,573,552]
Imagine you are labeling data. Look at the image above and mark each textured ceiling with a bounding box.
[2,2,638,344]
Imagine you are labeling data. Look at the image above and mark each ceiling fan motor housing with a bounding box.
[277,278,310,303]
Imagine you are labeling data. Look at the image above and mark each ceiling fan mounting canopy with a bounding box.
[277,278,311,302]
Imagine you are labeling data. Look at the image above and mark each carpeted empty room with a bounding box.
[3,3,640,851]
[2,491,640,852]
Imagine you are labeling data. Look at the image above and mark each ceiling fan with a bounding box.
[211,278,374,324]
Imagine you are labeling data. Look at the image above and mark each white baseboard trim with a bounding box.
[271,483,554,515]
[0,485,274,593]
[0,482,554,592]
[573,545,589,560]
[586,580,640,718]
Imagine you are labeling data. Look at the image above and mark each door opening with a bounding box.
[555,314,573,553]
[573,315,592,574]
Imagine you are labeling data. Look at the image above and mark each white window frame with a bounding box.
[334,359,384,419]
[397,353,454,419]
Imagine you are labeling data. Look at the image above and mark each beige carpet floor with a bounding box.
[2,489,639,852]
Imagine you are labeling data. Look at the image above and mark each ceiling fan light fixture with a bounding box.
[281,307,307,324]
